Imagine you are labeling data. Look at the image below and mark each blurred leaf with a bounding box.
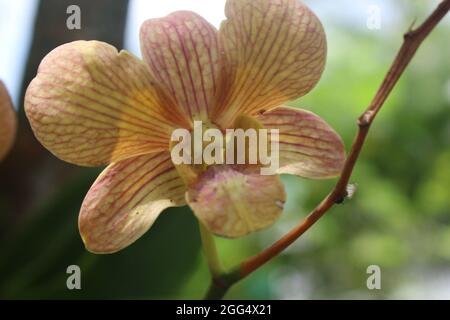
[0,171,200,299]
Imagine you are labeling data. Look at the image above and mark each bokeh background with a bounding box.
[0,0,449,299]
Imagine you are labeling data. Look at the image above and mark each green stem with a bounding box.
[199,223,223,278]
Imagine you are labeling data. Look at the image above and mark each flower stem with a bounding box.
[199,223,243,299]
[199,223,223,279]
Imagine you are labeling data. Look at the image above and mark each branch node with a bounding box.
[403,30,415,41]
[334,195,346,205]
[334,184,357,204]
[358,110,374,128]
[212,276,229,289]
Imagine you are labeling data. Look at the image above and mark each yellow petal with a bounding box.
[140,11,221,122]
[0,81,17,162]
[214,0,327,127]
[79,152,186,254]
[186,165,286,238]
[257,106,345,178]
[25,40,187,167]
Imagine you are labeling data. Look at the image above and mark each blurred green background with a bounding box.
[0,0,449,299]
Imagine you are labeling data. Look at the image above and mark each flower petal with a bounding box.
[79,152,186,254]
[214,0,327,126]
[0,81,17,162]
[25,40,187,167]
[186,165,286,238]
[257,106,345,179]
[140,11,220,121]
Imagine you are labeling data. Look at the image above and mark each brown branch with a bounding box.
[204,0,450,299]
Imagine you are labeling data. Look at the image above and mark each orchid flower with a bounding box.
[0,80,16,162]
[25,0,345,254]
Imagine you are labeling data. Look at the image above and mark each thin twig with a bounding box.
[204,0,450,299]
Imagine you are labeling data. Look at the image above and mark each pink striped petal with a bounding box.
[0,81,16,162]
[25,41,188,167]
[140,11,220,122]
[257,106,345,179]
[79,152,186,253]
[186,165,286,238]
[213,0,327,127]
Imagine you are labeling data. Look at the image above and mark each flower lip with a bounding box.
[186,164,286,238]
